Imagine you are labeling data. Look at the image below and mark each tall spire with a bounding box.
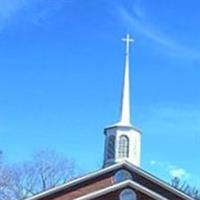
[103,34,141,168]
[119,34,134,126]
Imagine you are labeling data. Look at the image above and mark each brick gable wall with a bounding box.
[33,166,190,200]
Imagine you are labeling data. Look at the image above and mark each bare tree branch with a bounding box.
[6,149,76,199]
[171,177,200,200]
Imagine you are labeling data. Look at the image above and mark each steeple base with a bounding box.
[103,125,141,168]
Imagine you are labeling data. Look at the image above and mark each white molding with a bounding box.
[75,180,168,200]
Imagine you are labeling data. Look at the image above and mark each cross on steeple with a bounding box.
[119,34,134,126]
[122,34,134,56]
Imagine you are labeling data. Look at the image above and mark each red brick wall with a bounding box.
[39,172,114,200]
[54,176,112,200]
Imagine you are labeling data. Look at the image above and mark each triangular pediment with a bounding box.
[26,161,194,200]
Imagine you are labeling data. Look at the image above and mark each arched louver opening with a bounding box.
[118,135,129,158]
[107,135,115,159]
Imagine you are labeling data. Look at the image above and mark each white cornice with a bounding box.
[104,124,142,134]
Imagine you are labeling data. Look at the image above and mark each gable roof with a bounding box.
[26,161,194,200]
[76,180,168,200]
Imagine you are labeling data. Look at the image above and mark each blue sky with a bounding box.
[0,0,200,186]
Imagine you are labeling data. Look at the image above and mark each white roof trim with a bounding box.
[26,161,194,200]
[75,180,169,200]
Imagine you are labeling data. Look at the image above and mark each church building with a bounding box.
[27,35,194,200]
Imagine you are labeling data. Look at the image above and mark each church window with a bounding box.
[114,170,133,183]
[107,135,115,159]
[120,189,137,200]
[118,135,129,158]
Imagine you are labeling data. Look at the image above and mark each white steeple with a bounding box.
[103,34,141,168]
[119,34,133,126]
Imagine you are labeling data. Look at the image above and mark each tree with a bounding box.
[0,151,13,200]
[8,149,76,199]
[171,177,200,200]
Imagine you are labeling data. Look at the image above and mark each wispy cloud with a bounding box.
[149,160,190,180]
[169,167,190,179]
[0,0,24,22]
[142,104,200,142]
[142,104,200,185]
[0,0,71,31]
[116,0,200,60]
